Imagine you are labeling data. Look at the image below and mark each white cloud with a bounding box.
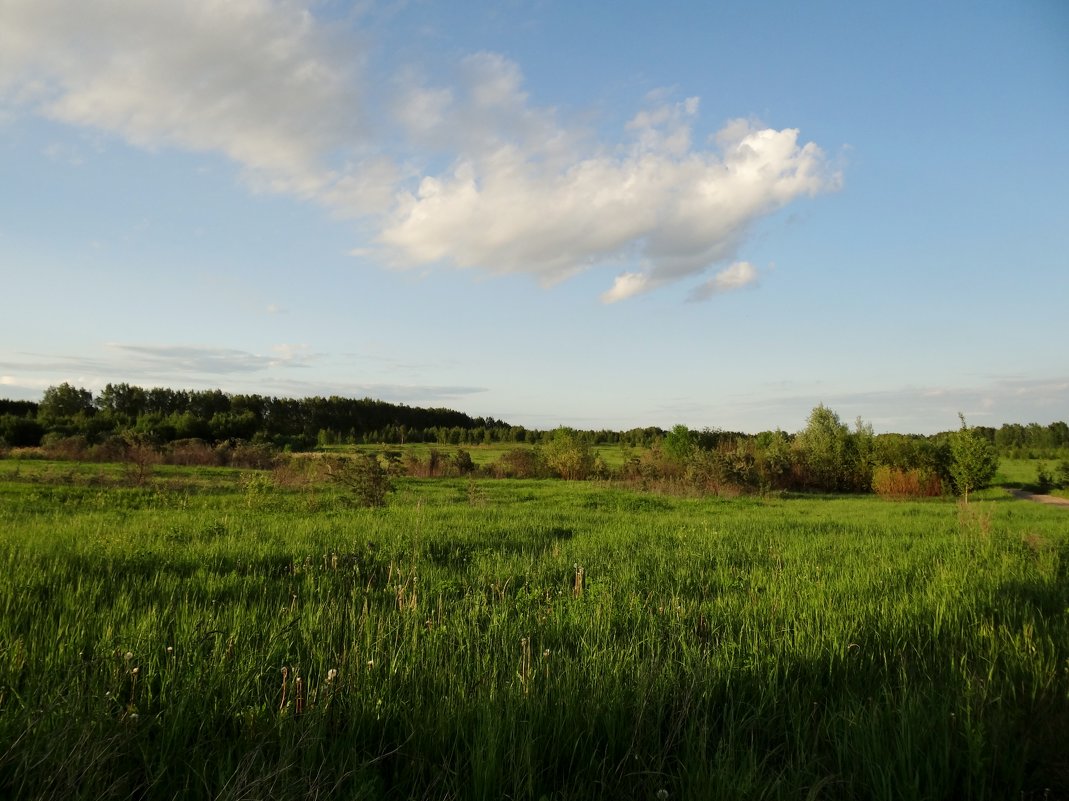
[0,344,485,406]
[601,272,651,304]
[110,344,278,374]
[269,343,315,367]
[0,0,378,201]
[687,261,759,302]
[381,112,838,300]
[0,1,841,301]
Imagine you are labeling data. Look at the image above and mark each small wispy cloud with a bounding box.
[110,344,277,375]
[268,344,315,367]
[704,375,1069,434]
[687,261,759,302]
[261,378,487,405]
[0,343,483,406]
[41,141,84,166]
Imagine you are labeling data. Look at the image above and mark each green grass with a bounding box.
[994,458,1045,488]
[0,461,1067,800]
[319,441,641,467]
[994,457,1069,498]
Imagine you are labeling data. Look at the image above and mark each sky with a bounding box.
[1,0,1067,435]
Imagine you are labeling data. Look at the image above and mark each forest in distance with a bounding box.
[2,381,1067,452]
[1,381,1067,501]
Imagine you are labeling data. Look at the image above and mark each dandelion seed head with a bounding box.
[124,651,133,661]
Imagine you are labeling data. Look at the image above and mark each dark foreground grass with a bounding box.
[0,464,1067,800]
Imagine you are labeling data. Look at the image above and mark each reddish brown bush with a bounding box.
[165,439,222,466]
[872,466,943,498]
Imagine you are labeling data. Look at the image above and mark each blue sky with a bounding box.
[1,0,1066,434]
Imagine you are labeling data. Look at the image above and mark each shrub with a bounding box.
[40,433,90,461]
[87,435,129,463]
[0,414,45,447]
[872,466,943,499]
[122,434,161,486]
[543,428,595,480]
[1036,463,1054,494]
[453,449,475,476]
[225,442,278,470]
[324,454,394,507]
[491,448,547,479]
[401,448,448,478]
[166,439,222,466]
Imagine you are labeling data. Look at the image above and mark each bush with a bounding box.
[1036,463,1054,494]
[40,433,90,460]
[872,466,943,499]
[121,434,161,486]
[166,439,222,466]
[542,428,595,480]
[491,448,547,479]
[217,441,278,470]
[324,454,394,507]
[453,449,475,475]
[0,414,45,447]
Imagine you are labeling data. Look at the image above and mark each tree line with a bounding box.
[441,407,1009,500]
[0,383,689,450]
[0,383,512,449]
[1,383,1067,499]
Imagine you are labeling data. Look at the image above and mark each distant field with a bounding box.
[321,440,642,467]
[996,457,1069,498]
[996,458,1046,486]
[0,459,1066,800]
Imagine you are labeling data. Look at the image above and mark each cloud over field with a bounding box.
[0,0,840,301]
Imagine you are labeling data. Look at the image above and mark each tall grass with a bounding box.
[0,464,1066,799]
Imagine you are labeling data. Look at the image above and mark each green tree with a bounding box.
[0,414,45,447]
[950,414,998,503]
[755,429,793,490]
[795,404,855,492]
[95,382,146,422]
[542,427,595,480]
[851,416,876,491]
[1057,460,1069,489]
[663,424,696,464]
[39,383,94,423]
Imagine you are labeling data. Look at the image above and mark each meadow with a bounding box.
[0,458,1067,800]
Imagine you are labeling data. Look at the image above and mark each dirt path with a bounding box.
[1008,489,1069,508]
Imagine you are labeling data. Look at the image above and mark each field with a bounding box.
[321,441,641,468]
[1,459,1067,800]
[996,458,1069,499]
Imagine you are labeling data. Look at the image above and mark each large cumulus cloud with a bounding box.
[0,0,841,301]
